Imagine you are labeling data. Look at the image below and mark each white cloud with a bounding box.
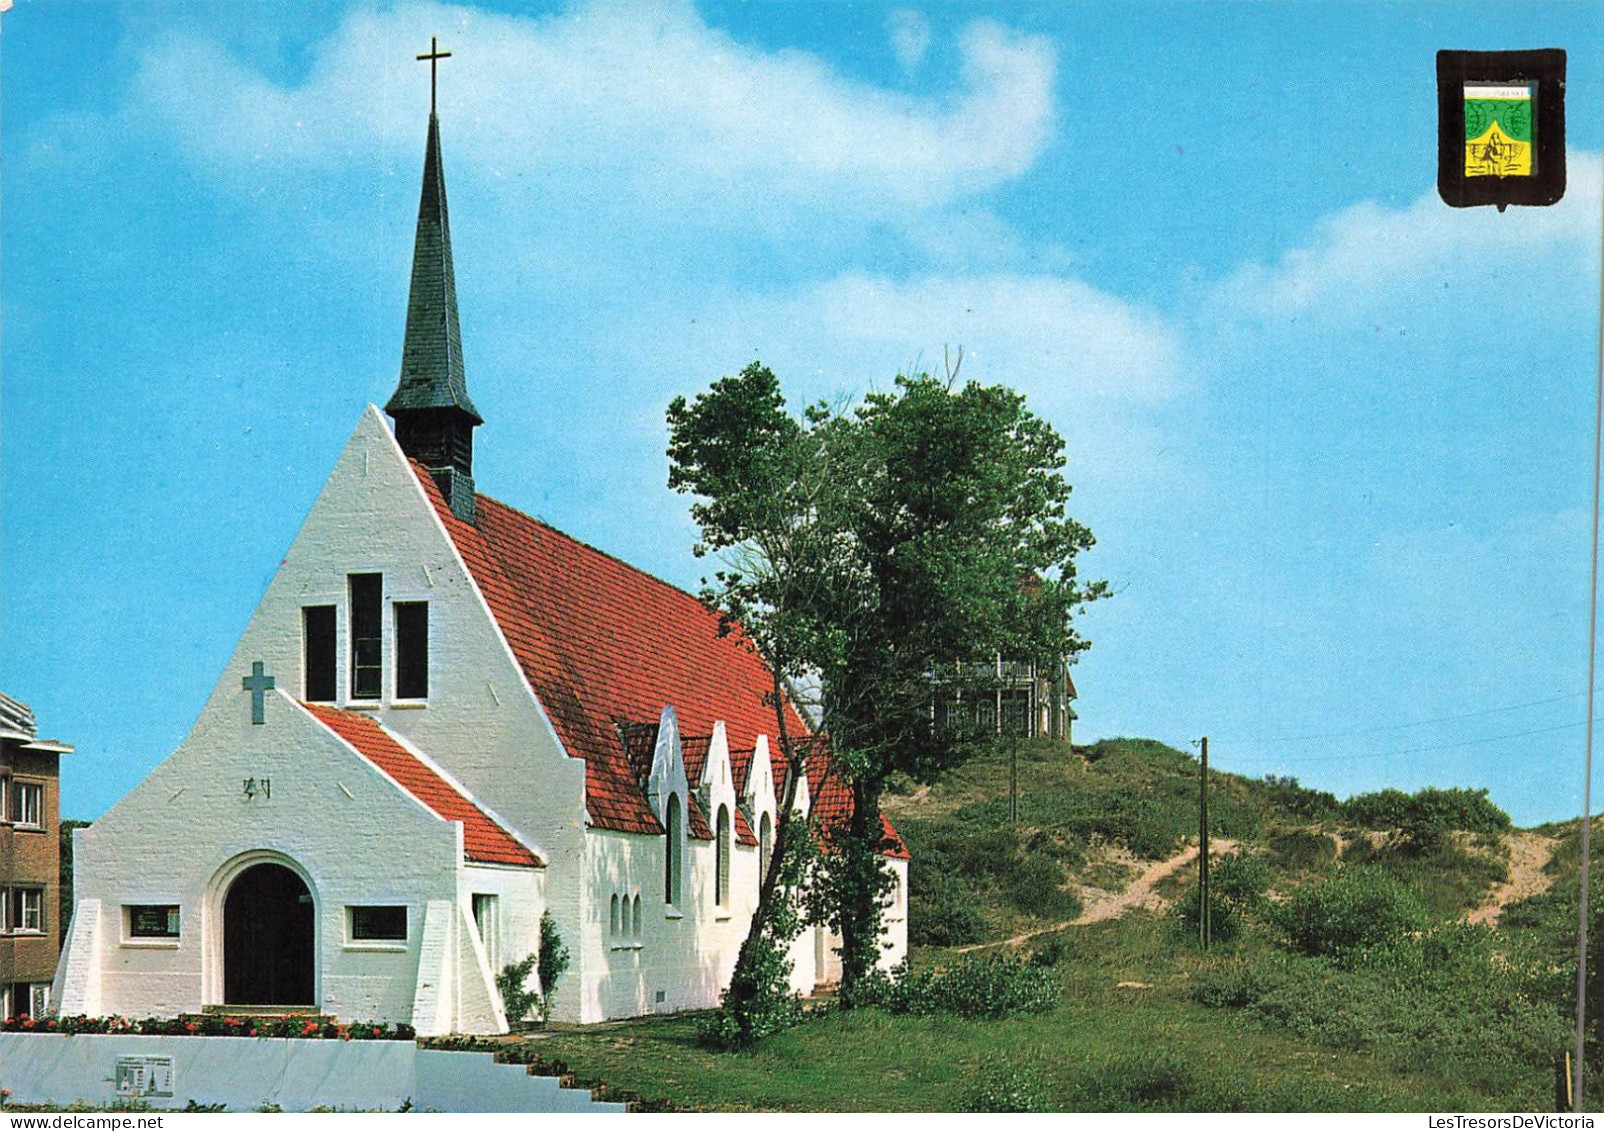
[791,272,1183,406]
[133,0,1054,213]
[888,9,931,73]
[1214,154,1601,324]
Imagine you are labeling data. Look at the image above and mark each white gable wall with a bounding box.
[203,407,588,991]
[62,691,469,1023]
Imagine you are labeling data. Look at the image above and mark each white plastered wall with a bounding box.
[61,692,465,1024]
[178,406,587,1017]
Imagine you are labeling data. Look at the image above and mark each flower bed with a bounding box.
[2,1015,416,1041]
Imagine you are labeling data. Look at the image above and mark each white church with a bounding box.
[52,70,908,1034]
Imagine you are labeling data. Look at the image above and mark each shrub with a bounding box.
[1000,854,1081,921]
[537,910,571,1003]
[1275,867,1429,958]
[1067,1049,1220,1111]
[900,817,1077,929]
[1029,934,1069,968]
[497,954,541,1028]
[1212,853,1271,905]
[1172,887,1243,944]
[861,955,1060,1019]
[1172,853,1268,945]
[1261,775,1341,821]
[1191,957,1293,1009]
[909,868,989,947]
[962,1057,1048,1113]
[1342,786,1511,842]
[1190,925,1566,1101]
[1266,828,1338,873]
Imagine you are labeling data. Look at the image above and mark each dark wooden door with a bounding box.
[223,863,315,1006]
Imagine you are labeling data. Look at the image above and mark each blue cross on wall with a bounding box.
[242,661,276,725]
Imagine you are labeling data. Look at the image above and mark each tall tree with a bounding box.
[668,362,1103,1028]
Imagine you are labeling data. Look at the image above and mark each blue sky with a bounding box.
[3,0,1602,826]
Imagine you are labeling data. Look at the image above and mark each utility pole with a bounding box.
[1009,740,1018,823]
[1199,736,1211,950]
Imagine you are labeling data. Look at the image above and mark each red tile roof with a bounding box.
[680,734,713,787]
[805,745,911,861]
[412,462,904,858]
[686,793,714,841]
[304,703,543,868]
[729,747,756,795]
[734,806,758,848]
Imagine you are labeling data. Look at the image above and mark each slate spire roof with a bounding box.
[388,112,480,425]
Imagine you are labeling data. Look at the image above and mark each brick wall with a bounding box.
[1,743,62,991]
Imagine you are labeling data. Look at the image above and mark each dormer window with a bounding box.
[349,573,383,700]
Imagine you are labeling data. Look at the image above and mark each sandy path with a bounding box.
[952,838,1236,953]
[1467,831,1555,925]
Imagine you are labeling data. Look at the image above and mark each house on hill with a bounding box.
[52,74,907,1033]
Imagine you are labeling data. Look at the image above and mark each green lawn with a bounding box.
[528,918,1553,1112]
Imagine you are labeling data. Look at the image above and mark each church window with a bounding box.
[349,573,383,700]
[394,601,429,699]
[622,894,633,941]
[349,904,407,941]
[759,813,773,890]
[127,905,181,939]
[472,894,499,970]
[303,606,337,702]
[609,894,620,940]
[8,781,41,828]
[715,805,731,907]
[664,794,683,907]
[632,895,642,944]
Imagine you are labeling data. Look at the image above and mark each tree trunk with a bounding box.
[718,674,810,1044]
[835,774,887,1007]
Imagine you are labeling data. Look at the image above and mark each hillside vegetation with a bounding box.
[526,737,1576,1112]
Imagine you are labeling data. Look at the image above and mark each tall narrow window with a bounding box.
[715,805,731,907]
[349,574,383,700]
[632,895,642,944]
[664,795,682,906]
[394,601,429,699]
[472,893,499,970]
[303,606,337,702]
[609,894,620,940]
[759,813,773,891]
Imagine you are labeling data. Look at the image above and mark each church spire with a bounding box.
[387,38,482,524]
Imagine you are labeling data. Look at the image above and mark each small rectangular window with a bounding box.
[394,601,429,700]
[349,905,407,941]
[7,888,43,933]
[303,605,337,702]
[9,782,41,828]
[128,905,181,939]
[349,574,383,700]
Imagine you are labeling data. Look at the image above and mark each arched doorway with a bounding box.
[223,862,315,1006]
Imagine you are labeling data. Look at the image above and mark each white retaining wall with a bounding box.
[0,1034,625,1113]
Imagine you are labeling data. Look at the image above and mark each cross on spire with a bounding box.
[417,36,452,115]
